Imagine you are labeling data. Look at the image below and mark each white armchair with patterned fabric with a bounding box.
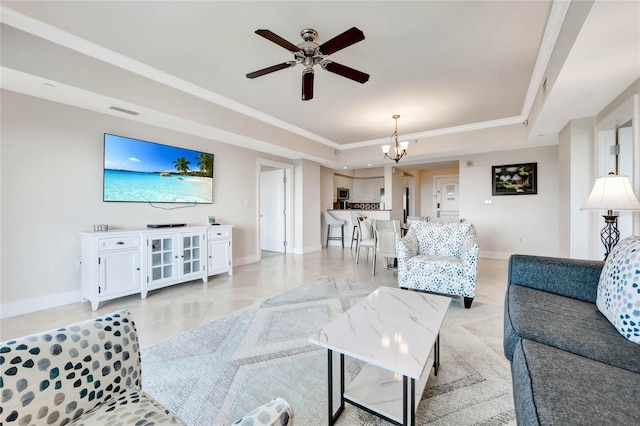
[396,221,479,308]
[1,309,186,426]
[1,311,294,426]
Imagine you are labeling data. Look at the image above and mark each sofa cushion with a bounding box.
[406,254,464,297]
[508,255,603,303]
[506,284,640,373]
[412,221,472,258]
[512,339,640,426]
[596,235,640,344]
[73,389,185,425]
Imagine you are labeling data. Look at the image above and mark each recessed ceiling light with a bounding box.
[343,166,348,169]
[367,164,372,167]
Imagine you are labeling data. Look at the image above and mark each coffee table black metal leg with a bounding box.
[433,334,440,375]
[411,378,415,425]
[402,375,416,426]
[328,349,333,425]
[327,349,345,425]
[403,375,407,425]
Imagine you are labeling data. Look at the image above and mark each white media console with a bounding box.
[80,225,233,310]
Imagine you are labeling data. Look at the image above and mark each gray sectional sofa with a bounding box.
[504,254,640,425]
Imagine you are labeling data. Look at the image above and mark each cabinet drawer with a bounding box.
[208,229,230,240]
[98,237,140,251]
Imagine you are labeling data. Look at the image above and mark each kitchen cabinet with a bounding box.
[334,175,353,200]
[351,177,384,202]
[352,179,366,201]
[366,178,384,201]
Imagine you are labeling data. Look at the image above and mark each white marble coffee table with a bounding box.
[309,286,450,426]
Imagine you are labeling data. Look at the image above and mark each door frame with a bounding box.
[257,158,293,257]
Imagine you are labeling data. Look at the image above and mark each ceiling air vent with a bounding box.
[109,106,140,116]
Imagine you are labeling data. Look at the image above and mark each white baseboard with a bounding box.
[479,251,510,260]
[294,244,322,254]
[234,254,260,266]
[0,290,81,319]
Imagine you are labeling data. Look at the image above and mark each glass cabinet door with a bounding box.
[182,234,201,276]
[150,237,174,282]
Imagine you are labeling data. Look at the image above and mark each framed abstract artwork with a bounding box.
[492,163,537,195]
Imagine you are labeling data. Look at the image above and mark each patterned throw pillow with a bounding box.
[596,235,640,344]
[232,397,293,425]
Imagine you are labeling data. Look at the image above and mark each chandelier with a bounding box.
[382,114,408,163]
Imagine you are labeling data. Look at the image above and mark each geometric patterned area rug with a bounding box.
[141,276,515,425]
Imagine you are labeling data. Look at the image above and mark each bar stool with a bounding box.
[349,212,364,250]
[324,211,345,248]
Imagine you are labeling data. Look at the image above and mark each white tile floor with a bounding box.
[0,248,508,348]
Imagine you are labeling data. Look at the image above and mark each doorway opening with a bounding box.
[257,159,293,259]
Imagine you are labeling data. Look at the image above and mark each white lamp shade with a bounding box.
[400,141,409,151]
[581,175,640,211]
[381,145,390,154]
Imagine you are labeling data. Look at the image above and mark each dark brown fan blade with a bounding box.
[255,29,301,53]
[322,61,370,84]
[246,62,295,79]
[318,27,365,56]
[302,70,314,101]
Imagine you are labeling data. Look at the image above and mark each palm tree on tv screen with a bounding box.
[196,153,213,178]
[173,157,190,174]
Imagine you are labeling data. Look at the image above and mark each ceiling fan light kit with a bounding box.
[383,114,408,163]
[246,27,370,101]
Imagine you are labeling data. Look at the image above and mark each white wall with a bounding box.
[354,167,384,178]
[420,165,460,218]
[0,90,298,317]
[294,159,322,253]
[558,118,595,259]
[459,145,560,259]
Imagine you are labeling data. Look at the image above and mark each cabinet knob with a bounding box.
[116,241,125,245]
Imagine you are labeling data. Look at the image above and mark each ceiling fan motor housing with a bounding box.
[300,28,318,41]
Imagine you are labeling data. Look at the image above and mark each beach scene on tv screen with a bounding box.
[104,134,213,203]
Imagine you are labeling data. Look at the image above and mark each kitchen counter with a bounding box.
[324,210,400,247]
[328,209,393,212]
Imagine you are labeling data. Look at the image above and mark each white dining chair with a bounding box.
[349,211,365,250]
[372,219,401,275]
[355,217,376,265]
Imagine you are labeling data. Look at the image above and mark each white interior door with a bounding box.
[260,169,285,253]
[434,175,460,223]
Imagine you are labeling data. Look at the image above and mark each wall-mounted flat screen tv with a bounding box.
[103,133,214,203]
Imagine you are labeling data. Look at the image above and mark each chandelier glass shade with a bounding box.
[382,114,408,163]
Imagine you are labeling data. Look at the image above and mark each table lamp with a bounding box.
[581,173,640,259]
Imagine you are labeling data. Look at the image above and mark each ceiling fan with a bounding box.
[246,27,370,101]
